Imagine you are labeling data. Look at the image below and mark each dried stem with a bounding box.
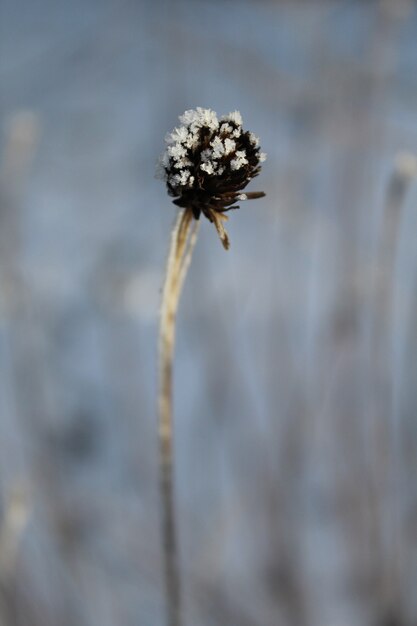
[158,207,199,626]
[207,209,230,250]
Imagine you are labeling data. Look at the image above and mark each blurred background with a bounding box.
[1,0,417,624]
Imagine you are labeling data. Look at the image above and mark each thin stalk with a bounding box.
[207,209,230,250]
[158,207,199,626]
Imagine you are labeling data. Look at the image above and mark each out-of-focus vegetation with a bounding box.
[1,0,417,624]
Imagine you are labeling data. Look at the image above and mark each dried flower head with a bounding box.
[157,107,266,249]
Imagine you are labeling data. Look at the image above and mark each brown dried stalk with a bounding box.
[156,108,266,626]
[158,207,199,626]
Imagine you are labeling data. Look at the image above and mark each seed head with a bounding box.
[157,107,266,248]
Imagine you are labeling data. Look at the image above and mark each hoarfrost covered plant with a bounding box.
[157,108,266,626]
[157,107,266,249]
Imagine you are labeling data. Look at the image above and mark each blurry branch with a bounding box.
[386,152,417,214]
[1,111,39,184]
[376,152,417,329]
[0,113,40,626]
[0,111,40,316]
[0,483,31,626]
[0,483,30,579]
[369,151,417,624]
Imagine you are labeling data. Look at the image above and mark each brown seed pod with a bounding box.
[157,108,266,248]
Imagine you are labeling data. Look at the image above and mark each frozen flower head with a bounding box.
[157,107,266,247]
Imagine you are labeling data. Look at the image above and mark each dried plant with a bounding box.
[157,107,266,626]
[157,107,266,250]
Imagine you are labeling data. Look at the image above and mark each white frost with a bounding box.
[223,110,242,126]
[173,157,192,169]
[166,126,189,144]
[171,169,192,186]
[200,161,215,175]
[230,150,248,170]
[179,107,219,132]
[220,123,233,135]
[224,138,236,155]
[210,136,225,159]
[158,107,264,186]
[200,148,212,163]
[168,144,187,159]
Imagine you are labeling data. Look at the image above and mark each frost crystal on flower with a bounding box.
[224,110,242,126]
[230,151,248,171]
[157,107,266,228]
[200,161,215,175]
[224,138,236,155]
[248,132,260,147]
[210,136,225,159]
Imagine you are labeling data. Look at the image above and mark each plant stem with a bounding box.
[158,208,199,626]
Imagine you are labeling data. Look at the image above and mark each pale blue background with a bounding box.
[1,1,417,624]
